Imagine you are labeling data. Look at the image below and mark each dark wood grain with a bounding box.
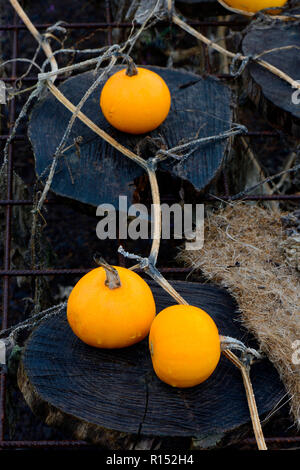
[242,21,300,137]
[175,0,227,16]
[18,280,284,448]
[28,67,232,207]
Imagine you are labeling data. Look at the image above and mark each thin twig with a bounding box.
[231,160,300,200]
[148,169,161,265]
[172,13,300,90]
[118,246,188,304]
[8,0,268,451]
[47,81,148,170]
[272,151,297,192]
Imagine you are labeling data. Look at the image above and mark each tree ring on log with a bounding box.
[18,281,284,448]
[28,67,232,207]
[242,20,300,137]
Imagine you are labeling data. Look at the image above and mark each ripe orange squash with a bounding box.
[100,67,171,134]
[219,0,286,14]
[67,264,156,349]
[149,305,221,388]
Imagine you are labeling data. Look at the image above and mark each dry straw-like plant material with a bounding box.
[179,203,300,425]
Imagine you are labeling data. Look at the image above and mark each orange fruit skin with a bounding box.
[100,67,171,134]
[149,305,221,388]
[223,0,286,13]
[67,266,156,349]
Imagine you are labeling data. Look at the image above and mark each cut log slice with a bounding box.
[242,21,300,137]
[28,67,232,207]
[18,281,284,448]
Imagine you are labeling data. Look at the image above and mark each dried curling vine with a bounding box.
[100,65,171,134]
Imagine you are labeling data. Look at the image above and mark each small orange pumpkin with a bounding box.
[100,67,171,134]
[67,264,156,349]
[149,305,221,388]
[218,0,286,15]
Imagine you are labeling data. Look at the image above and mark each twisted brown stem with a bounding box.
[172,13,300,90]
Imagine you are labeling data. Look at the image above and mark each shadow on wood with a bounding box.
[28,67,232,207]
[18,280,284,449]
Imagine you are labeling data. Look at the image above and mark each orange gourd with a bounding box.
[219,0,286,14]
[149,305,221,388]
[100,67,171,134]
[67,264,156,349]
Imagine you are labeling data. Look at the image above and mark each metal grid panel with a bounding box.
[0,0,299,450]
